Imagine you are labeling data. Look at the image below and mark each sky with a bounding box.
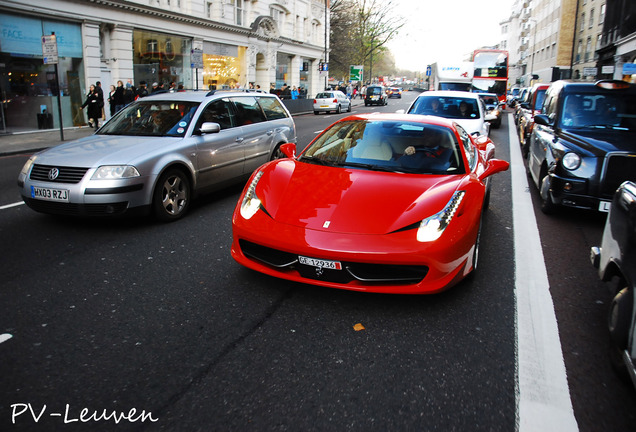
[387,0,515,72]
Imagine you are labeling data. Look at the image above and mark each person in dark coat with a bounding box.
[80,84,102,129]
[113,80,126,113]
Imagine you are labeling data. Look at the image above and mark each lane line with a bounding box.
[1,201,25,210]
[0,334,13,344]
[510,114,578,432]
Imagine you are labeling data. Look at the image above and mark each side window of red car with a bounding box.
[456,124,475,169]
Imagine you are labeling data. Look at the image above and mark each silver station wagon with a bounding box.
[18,91,296,221]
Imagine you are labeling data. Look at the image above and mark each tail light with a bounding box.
[333,99,338,103]
[313,99,317,104]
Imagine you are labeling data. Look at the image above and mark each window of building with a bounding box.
[585,37,592,62]
[600,4,605,24]
[589,9,594,27]
[580,13,585,31]
[271,6,285,31]
[207,1,213,18]
[235,0,245,26]
[576,39,582,63]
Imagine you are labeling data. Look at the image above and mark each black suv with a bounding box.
[527,80,636,213]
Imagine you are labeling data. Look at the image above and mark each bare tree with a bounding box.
[329,0,405,83]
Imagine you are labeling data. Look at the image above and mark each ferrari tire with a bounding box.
[471,213,484,274]
[153,168,191,222]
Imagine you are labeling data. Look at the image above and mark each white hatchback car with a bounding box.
[406,91,495,136]
[18,91,296,221]
[313,91,352,115]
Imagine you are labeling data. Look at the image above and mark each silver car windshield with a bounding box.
[99,101,200,137]
[409,96,480,120]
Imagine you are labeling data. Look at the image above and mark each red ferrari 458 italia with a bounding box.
[231,113,509,294]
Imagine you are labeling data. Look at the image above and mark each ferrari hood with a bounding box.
[257,160,463,235]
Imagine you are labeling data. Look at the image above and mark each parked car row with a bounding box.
[524,79,636,215]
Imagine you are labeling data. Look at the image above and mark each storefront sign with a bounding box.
[583,67,597,77]
[623,63,636,75]
[601,65,615,74]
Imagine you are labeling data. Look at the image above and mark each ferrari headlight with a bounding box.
[92,165,140,179]
[240,170,264,220]
[417,191,465,242]
[562,152,581,171]
[20,156,36,176]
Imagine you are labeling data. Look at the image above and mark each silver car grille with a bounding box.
[30,164,89,184]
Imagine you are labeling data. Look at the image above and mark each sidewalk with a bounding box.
[0,98,366,156]
[0,126,96,156]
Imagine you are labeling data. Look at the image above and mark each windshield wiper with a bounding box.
[588,124,629,130]
[300,156,333,166]
[332,161,405,173]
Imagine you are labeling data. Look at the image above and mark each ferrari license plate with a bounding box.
[299,255,342,270]
[31,186,69,202]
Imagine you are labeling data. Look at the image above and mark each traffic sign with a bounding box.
[350,65,363,82]
[42,34,58,65]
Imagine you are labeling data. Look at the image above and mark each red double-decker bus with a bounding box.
[472,49,509,105]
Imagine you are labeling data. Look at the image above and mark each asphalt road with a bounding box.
[0,93,634,431]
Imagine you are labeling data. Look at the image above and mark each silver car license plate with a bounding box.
[31,186,69,202]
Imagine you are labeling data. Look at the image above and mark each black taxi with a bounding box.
[527,80,636,213]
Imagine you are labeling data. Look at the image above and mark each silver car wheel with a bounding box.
[154,169,190,221]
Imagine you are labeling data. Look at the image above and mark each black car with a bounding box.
[590,181,636,386]
[364,85,387,106]
[527,80,636,214]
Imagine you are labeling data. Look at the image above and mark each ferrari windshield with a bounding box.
[98,100,200,137]
[301,120,465,175]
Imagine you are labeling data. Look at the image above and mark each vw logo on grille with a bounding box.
[48,168,60,181]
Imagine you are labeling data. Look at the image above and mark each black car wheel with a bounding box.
[314,111,319,115]
[539,171,556,214]
[347,103,352,112]
[609,286,632,348]
[153,168,191,222]
[336,105,341,114]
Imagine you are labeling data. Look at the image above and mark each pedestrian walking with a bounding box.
[107,84,116,117]
[80,84,102,130]
[113,80,126,113]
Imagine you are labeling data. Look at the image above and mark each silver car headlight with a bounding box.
[240,170,264,220]
[20,156,36,176]
[562,152,581,171]
[91,165,140,180]
[417,191,465,242]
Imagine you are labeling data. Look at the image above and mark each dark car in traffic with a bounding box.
[364,85,388,106]
[527,80,636,214]
[590,181,636,387]
[517,83,548,155]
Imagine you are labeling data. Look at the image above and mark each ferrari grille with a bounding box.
[239,240,428,285]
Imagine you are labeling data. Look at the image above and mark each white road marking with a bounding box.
[0,201,25,210]
[510,114,579,431]
[0,334,13,344]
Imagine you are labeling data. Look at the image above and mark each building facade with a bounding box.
[0,0,329,131]
[596,0,636,81]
